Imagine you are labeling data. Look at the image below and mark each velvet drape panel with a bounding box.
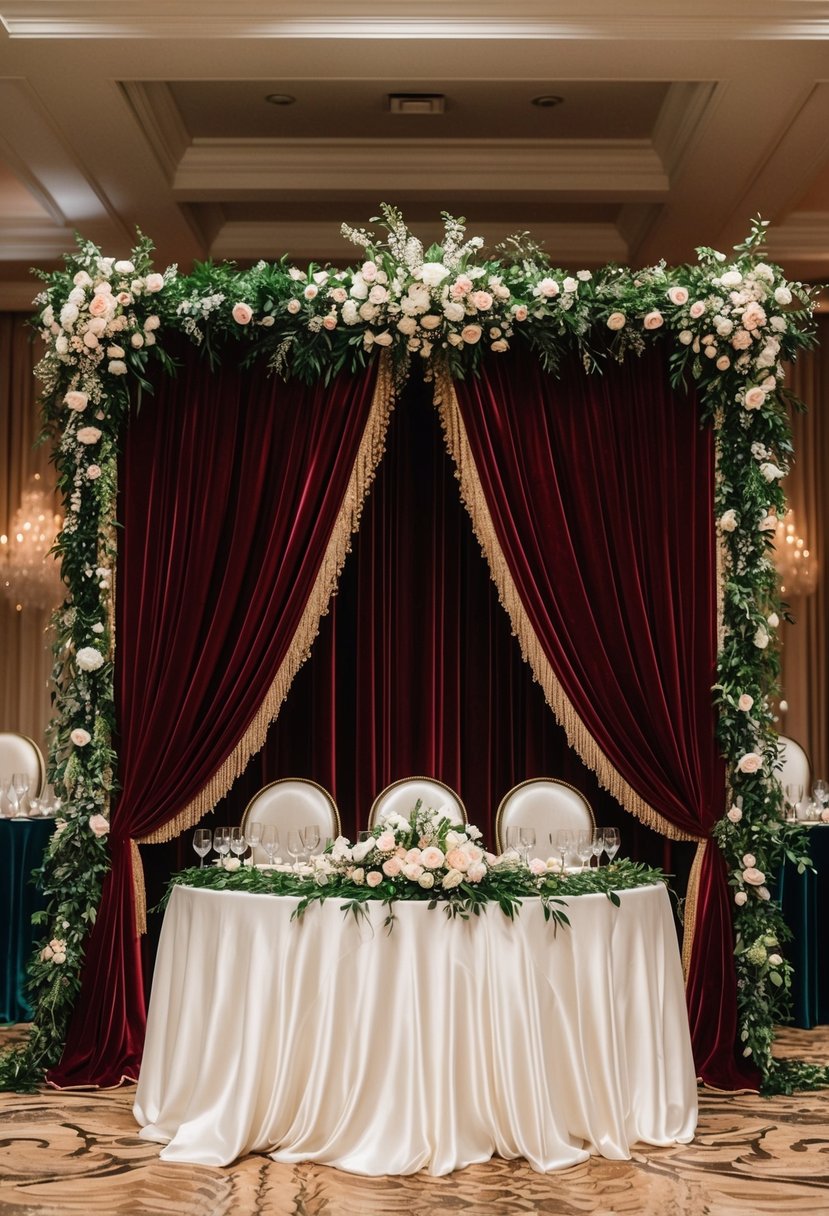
[449,349,754,1090]
[49,346,381,1087]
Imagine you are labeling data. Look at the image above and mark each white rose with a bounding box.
[734,890,748,906]
[419,262,450,288]
[76,426,102,445]
[368,284,388,305]
[361,260,378,283]
[68,286,86,306]
[396,315,417,336]
[341,300,359,325]
[70,727,91,746]
[737,751,762,774]
[76,646,105,671]
[420,314,442,330]
[667,285,689,306]
[441,869,464,890]
[773,286,792,306]
[418,872,435,889]
[678,330,693,345]
[719,509,738,532]
[145,273,165,293]
[754,626,769,650]
[768,953,783,966]
[767,612,779,629]
[60,302,79,327]
[73,271,93,289]
[720,269,743,288]
[537,277,559,298]
[443,301,465,323]
[64,390,89,413]
[114,260,135,274]
[108,360,128,376]
[563,276,579,294]
[349,275,369,300]
[55,335,69,355]
[759,462,783,482]
[737,694,754,712]
[727,806,743,823]
[758,514,777,533]
[222,857,241,872]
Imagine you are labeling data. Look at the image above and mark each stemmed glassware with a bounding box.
[261,824,279,866]
[591,830,604,867]
[785,783,804,820]
[575,829,593,871]
[518,826,536,863]
[602,826,620,861]
[301,824,321,858]
[245,820,262,863]
[812,780,828,809]
[286,829,304,868]
[193,828,212,867]
[213,826,230,866]
[11,772,29,816]
[555,828,575,873]
[230,826,247,864]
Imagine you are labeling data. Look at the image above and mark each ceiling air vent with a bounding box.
[387,94,446,115]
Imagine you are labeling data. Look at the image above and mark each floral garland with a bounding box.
[0,209,822,1094]
[163,803,668,932]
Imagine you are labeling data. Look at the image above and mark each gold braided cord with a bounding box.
[433,366,704,854]
[133,356,396,875]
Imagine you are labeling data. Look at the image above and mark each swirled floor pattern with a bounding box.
[1,1025,828,1215]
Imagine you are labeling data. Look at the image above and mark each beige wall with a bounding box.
[0,315,57,758]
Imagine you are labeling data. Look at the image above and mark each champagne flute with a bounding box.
[261,824,279,866]
[602,826,620,862]
[213,826,230,866]
[230,826,246,862]
[193,828,211,868]
[301,824,321,858]
[576,829,593,871]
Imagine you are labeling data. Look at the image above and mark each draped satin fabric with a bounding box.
[48,345,380,1087]
[452,349,755,1090]
[135,884,698,1174]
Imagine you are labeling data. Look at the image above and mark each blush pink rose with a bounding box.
[689,301,706,318]
[726,806,743,823]
[471,290,493,311]
[450,275,473,299]
[538,277,559,298]
[366,870,384,888]
[145,273,165,293]
[742,852,756,868]
[737,694,754,712]
[528,857,547,876]
[461,324,482,345]
[742,866,766,886]
[734,890,748,906]
[64,390,88,412]
[667,285,689,306]
[403,862,424,881]
[88,294,111,317]
[606,312,626,330]
[382,856,403,877]
[322,315,337,330]
[737,752,762,774]
[743,386,766,409]
[376,831,396,852]
[731,329,752,351]
[741,302,767,331]
[445,848,470,872]
[466,861,487,883]
[643,310,664,330]
[232,302,253,325]
[89,813,109,837]
[420,846,445,870]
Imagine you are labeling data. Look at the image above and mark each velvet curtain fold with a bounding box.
[444,349,755,1090]
[49,345,386,1088]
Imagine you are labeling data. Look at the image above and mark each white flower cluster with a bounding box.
[312,803,492,891]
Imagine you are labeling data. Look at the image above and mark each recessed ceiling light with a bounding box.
[532,95,564,108]
[265,93,296,106]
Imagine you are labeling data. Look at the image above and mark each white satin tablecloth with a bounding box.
[134,883,697,1175]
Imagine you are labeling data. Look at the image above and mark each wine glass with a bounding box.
[261,824,279,866]
[591,830,605,866]
[245,820,262,863]
[555,828,575,873]
[213,826,230,866]
[28,796,42,818]
[576,829,593,871]
[813,779,828,808]
[193,828,211,868]
[785,783,804,820]
[287,829,304,868]
[504,825,521,858]
[230,826,247,862]
[12,772,29,815]
[39,785,55,817]
[301,824,321,858]
[602,826,620,862]
[518,826,536,862]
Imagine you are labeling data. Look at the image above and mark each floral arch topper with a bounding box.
[0,207,823,1094]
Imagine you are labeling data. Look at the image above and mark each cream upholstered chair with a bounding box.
[0,732,45,806]
[368,776,467,830]
[777,734,811,813]
[240,778,340,863]
[496,778,595,863]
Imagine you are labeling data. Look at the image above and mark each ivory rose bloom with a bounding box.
[145,273,165,293]
[734,890,748,906]
[64,390,88,412]
[774,285,792,306]
[461,324,482,344]
[373,331,393,347]
[382,856,403,877]
[76,426,102,445]
[450,275,473,298]
[376,831,396,852]
[737,694,754,712]
[89,813,109,837]
[689,300,706,319]
[466,861,487,883]
[445,848,470,872]
[538,278,559,298]
[606,312,626,330]
[512,304,529,322]
[727,806,743,823]
[222,857,241,872]
[303,285,318,300]
[768,953,783,967]
[86,464,102,480]
[418,872,435,889]
[286,299,301,315]
[420,314,442,330]
[742,853,756,868]
[737,751,762,774]
[366,870,384,888]
[76,646,105,671]
[529,857,548,876]
[442,869,464,890]
[754,626,770,649]
[420,846,445,870]
[719,509,738,532]
[643,310,664,330]
[419,262,450,288]
[88,294,110,318]
[70,727,91,746]
[667,285,689,306]
[767,612,779,629]
[742,866,766,886]
[471,290,493,311]
[108,360,128,375]
[403,862,424,881]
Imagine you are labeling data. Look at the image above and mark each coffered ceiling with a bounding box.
[1,1,829,308]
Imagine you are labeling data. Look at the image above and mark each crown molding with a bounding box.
[0,219,74,261]
[4,2,829,40]
[766,211,829,261]
[119,81,190,182]
[210,219,628,264]
[176,138,667,200]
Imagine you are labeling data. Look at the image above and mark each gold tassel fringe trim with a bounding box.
[133,355,396,877]
[681,838,707,978]
[131,838,148,936]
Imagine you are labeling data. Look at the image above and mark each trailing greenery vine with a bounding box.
[0,209,822,1094]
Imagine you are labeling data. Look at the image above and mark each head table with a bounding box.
[134,881,697,1176]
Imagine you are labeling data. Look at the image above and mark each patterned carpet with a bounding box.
[1,1026,828,1216]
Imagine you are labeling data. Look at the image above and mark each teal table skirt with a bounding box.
[0,817,54,1024]
[777,824,829,1030]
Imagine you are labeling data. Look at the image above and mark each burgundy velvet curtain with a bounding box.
[49,342,380,1087]
[452,348,753,1090]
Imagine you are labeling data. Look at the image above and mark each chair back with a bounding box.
[778,734,811,811]
[368,777,467,830]
[496,778,595,863]
[0,733,45,804]
[241,779,340,863]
